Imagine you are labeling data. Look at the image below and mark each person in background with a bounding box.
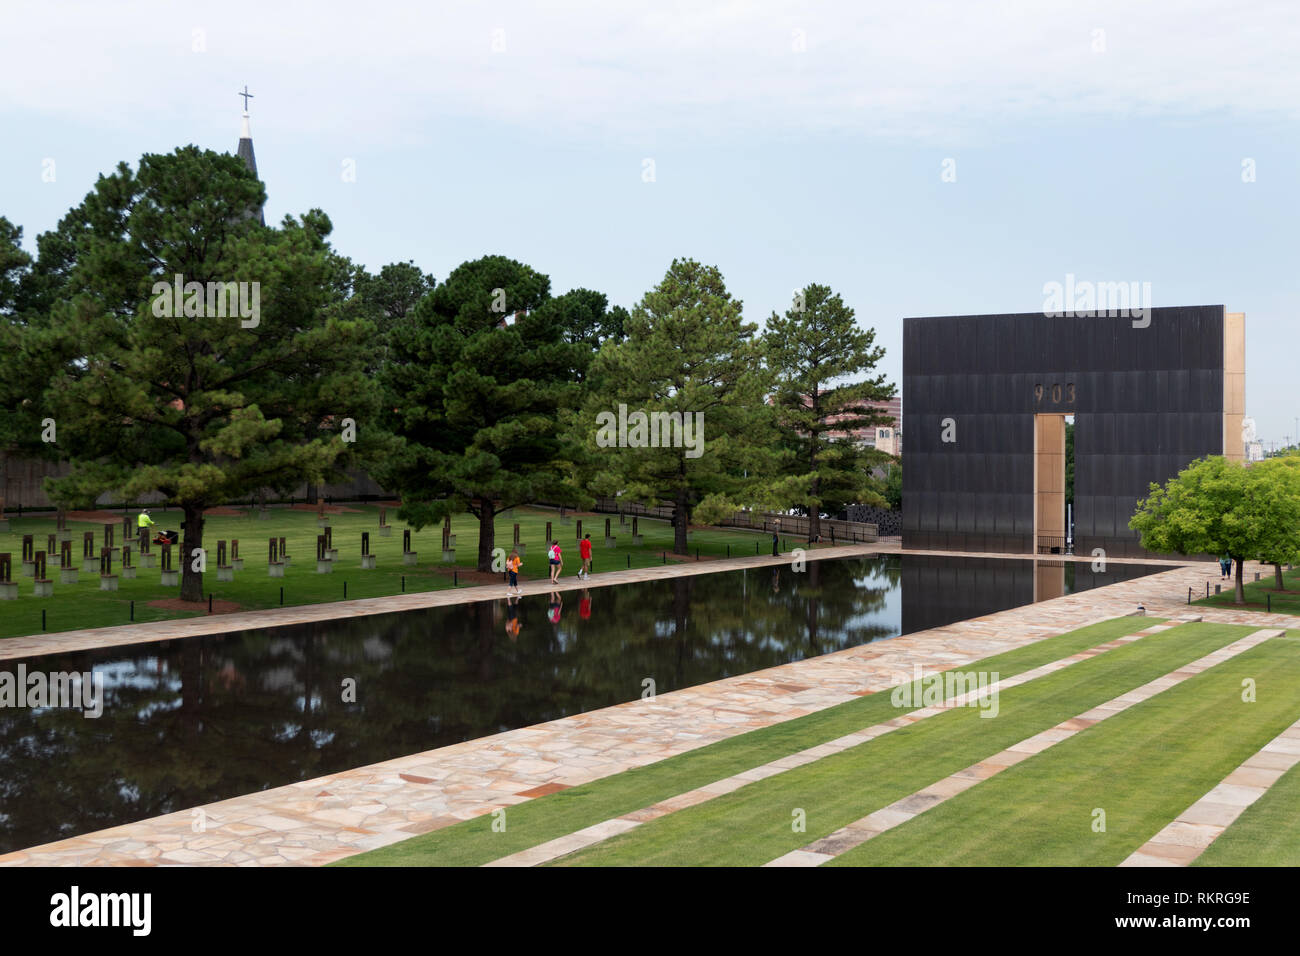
[579,533,593,580]
[137,509,156,536]
[1219,555,1231,580]
[772,517,781,557]
[506,547,522,595]
[548,539,563,583]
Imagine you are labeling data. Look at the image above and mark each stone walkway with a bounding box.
[766,627,1284,867]
[485,618,1193,867]
[0,553,1293,867]
[1120,716,1300,867]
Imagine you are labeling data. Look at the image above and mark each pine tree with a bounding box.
[766,283,896,542]
[582,259,786,553]
[26,147,379,601]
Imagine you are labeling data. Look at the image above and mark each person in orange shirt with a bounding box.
[505,595,521,640]
[506,548,522,595]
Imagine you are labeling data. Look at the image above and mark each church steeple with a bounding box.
[236,86,265,226]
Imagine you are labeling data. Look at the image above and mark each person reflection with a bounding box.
[771,566,781,593]
[547,590,562,625]
[505,594,521,641]
[579,589,591,621]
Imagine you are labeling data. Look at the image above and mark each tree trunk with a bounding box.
[673,485,688,555]
[1234,557,1245,605]
[476,501,495,572]
[808,474,821,544]
[180,503,205,602]
[1276,563,1285,589]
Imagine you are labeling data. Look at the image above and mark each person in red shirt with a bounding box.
[578,533,593,579]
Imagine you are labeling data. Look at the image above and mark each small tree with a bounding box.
[1130,455,1300,604]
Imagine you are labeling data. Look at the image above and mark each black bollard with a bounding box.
[401,575,405,593]
[42,609,46,631]
[208,594,213,614]
[454,571,458,587]
[662,552,666,564]
[627,555,630,568]
[280,586,284,605]
[130,600,134,621]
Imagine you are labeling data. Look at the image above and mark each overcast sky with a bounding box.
[3,1,1298,442]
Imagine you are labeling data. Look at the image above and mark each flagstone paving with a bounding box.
[484,618,1194,867]
[764,627,1284,867]
[1119,716,1300,867]
[0,550,1292,867]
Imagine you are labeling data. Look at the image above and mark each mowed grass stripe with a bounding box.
[549,622,1251,867]
[828,633,1300,867]
[335,615,1154,867]
[1192,749,1300,867]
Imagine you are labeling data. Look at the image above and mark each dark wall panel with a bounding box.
[903,306,1228,557]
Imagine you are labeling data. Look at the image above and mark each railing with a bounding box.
[587,497,878,543]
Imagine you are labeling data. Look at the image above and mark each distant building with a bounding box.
[823,397,902,455]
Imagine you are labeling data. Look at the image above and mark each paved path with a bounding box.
[0,554,1292,867]
[1120,716,1300,867]
[767,627,1284,867]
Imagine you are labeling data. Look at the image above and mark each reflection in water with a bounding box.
[0,556,896,853]
[0,554,1171,853]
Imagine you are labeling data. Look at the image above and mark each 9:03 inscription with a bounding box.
[1034,383,1075,405]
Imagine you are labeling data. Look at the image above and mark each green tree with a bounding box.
[1130,455,1300,604]
[581,259,790,553]
[1250,455,1300,589]
[885,461,903,511]
[765,283,896,542]
[377,255,586,570]
[27,146,378,601]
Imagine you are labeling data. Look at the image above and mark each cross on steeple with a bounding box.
[239,85,254,111]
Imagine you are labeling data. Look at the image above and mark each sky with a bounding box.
[2,0,1298,444]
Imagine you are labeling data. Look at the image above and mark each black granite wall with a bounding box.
[902,306,1227,557]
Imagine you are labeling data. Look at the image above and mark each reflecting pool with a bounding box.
[0,554,1174,852]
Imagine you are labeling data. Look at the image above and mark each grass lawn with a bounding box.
[336,615,1159,867]
[0,505,777,640]
[830,632,1300,866]
[1195,564,1300,615]
[549,622,1265,866]
[1193,757,1300,866]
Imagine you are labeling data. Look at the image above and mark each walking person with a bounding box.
[1219,555,1231,580]
[579,533,593,580]
[548,539,563,583]
[506,547,522,595]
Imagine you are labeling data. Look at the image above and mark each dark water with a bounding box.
[0,554,1172,853]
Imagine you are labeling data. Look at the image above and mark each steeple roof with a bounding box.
[236,87,265,226]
